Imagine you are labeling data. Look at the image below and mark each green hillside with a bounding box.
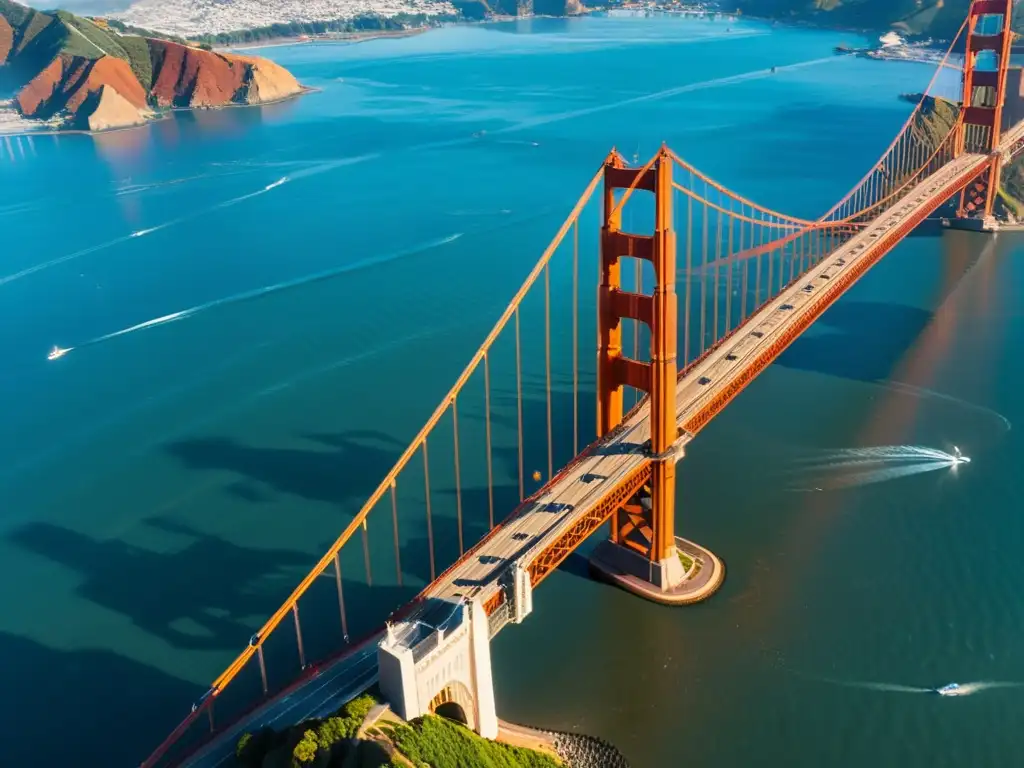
[0,1,152,91]
[727,0,1018,38]
[912,95,1024,215]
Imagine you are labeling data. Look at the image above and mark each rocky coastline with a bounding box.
[500,719,632,768]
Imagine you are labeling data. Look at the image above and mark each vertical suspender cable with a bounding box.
[452,398,464,556]
[390,482,402,586]
[423,440,435,581]
[292,603,306,669]
[725,201,733,334]
[713,198,722,343]
[361,518,372,587]
[333,552,348,640]
[700,183,708,355]
[545,263,554,479]
[515,307,524,501]
[630,253,638,409]
[740,203,748,322]
[483,354,495,530]
[684,174,693,367]
[572,219,579,457]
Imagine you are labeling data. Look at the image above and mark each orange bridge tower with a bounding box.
[955,0,1014,222]
[589,147,724,604]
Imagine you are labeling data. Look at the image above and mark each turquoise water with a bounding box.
[2,13,1023,767]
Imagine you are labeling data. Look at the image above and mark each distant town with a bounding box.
[101,0,730,41]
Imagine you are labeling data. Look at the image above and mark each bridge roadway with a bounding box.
[178,121,1024,767]
[418,128,1024,613]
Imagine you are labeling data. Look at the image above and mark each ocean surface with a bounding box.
[2,13,1023,768]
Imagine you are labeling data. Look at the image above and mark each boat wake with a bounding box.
[113,167,270,198]
[0,233,144,287]
[498,55,840,134]
[885,380,1012,433]
[46,233,463,361]
[448,208,514,217]
[812,677,1023,697]
[0,175,301,287]
[789,444,968,491]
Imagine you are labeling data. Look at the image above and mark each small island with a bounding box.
[0,0,308,133]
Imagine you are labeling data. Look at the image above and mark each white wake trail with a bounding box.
[886,381,1012,432]
[495,55,840,135]
[47,233,463,360]
[812,676,1024,696]
[789,444,966,491]
[0,172,308,287]
[0,234,140,286]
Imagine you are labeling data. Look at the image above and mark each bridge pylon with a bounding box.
[954,0,1014,223]
[590,146,723,604]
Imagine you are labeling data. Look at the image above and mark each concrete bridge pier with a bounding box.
[589,455,726,606]
[377,595,498,739]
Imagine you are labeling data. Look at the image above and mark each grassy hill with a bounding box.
[912,95,1024,216]
[727,0,1020,38]
[0,1,153,89]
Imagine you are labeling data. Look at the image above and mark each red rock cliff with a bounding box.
[6,23,303,131]
[149,40,303,109]
[16,53,148,121]
[0,16,12,65]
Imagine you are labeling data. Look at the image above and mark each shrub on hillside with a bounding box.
[382,715,561,768]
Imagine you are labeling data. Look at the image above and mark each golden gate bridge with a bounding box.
[143,2,1023,764]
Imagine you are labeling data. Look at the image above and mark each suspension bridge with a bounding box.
[142,3,1022,765]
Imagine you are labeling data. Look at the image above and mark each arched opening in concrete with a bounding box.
[434,701,470,726]
[428,682,477,731]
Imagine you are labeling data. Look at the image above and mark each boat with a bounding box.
[879,31,905,48]
[952,446,971,464]
[936,682,962,696]
[47,345,69,361]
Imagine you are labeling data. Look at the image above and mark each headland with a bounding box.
[0,0,308,134]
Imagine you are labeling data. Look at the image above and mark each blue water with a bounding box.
[2,13,1022,768]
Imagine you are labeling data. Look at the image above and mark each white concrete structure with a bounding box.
[377,596,498,739]
[510,563,533,624]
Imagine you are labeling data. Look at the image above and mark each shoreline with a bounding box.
[215,27,429,52]
[0,85,319,139]
[2,12,952,141]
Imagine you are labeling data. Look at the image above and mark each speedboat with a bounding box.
[952,446,971,464]
[47,345,69,361]
[936,683,962,696]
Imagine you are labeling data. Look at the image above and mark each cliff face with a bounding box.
[149,39,248,108]
[0,16,12,64]
[233,54,302,104]
[83,83,149,131]
[1,1,305,132]
[148,40,303,109]
[17,53,149,118]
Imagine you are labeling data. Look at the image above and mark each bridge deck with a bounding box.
[422,141,1009,611]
